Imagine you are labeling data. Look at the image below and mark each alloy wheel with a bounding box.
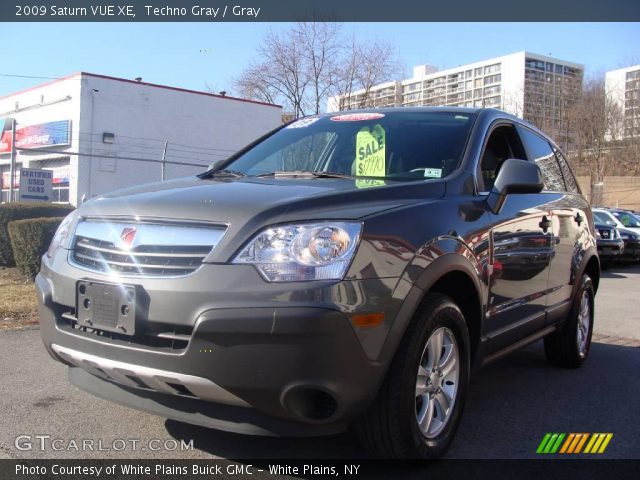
[415,327,460,438]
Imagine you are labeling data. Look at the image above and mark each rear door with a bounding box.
[516,126,589,325]
[479,123,554,352]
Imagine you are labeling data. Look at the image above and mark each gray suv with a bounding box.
[38,108,599,459]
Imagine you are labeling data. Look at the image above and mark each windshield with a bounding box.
[593,211,616,225]
[613,211,640,228]
[217,111,476,181]
[594,210,621,227]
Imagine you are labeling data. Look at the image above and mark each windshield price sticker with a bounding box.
[355,125,386,177]
[330,113,385,122]
[424,168,443,178]
[287,117,320,129]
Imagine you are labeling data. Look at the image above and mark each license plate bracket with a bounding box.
[76,281,136,335]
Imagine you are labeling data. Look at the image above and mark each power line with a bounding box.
[16,147,209,168]
[11,124,240,154]
[0,73,80,80]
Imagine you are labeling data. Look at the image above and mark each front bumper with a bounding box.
[596,238,624,260]
[621,239,640,261]
[37,253,404,435]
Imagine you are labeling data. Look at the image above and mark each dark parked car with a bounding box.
[593,209,640,263]
[38,108,599,459]
[618,228,640,263]
[594,223,623,268]
[609,208,640,232]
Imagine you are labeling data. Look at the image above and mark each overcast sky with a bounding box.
[1,22,638,97]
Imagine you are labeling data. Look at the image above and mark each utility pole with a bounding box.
[161,140,168,181]
[9,118,16,202]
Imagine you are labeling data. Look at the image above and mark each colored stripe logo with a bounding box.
[537,433,613,454]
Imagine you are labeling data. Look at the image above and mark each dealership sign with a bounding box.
[0,120,71,154]
[18,168,53,202]
[0,117,12,154]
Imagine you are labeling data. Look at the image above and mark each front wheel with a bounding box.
[356,293,470,459]
[544,274,595,368]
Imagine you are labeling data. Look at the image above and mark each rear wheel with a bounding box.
[544,274,594,368]
[357,293,470,459]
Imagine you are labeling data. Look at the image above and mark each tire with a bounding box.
[356,293,470,459]
[544,274,595,368]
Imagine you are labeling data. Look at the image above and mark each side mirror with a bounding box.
[486,158,544,214]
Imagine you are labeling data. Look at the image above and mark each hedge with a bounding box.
[0,202,74,267]
[7,217,66,279]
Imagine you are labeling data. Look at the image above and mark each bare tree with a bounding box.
[235,23,402,116]
[294,22,341,114]
[329,34,359,111]
[352,40,403,109]
[565,78,624,182]
[234,28,309,117]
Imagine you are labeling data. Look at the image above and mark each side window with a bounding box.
[479,125,526,192]
[553,147,580,194]
[517,127,565,192]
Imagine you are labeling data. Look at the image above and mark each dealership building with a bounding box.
[0,73,282,205]
[328,51,583,148]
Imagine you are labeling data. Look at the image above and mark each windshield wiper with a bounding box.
[255,170,354,179]
[204,169,246,178]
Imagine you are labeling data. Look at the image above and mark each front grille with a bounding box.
[73,237,211,276]
[70,219,226,277]
[598,228,615,240]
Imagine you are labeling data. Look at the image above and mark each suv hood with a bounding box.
[81,176,444,223]
[77,176,445,260]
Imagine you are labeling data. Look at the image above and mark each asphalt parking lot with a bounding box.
[1,265,638,460]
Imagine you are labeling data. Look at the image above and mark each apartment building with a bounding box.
[328,51,583,148]
[605,65,640,139]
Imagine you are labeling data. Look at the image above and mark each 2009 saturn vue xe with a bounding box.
[38,108,599,459]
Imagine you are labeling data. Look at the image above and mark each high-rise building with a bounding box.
[605,65,640,140]
[327,51,583,148]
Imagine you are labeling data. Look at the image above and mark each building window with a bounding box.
[526,58,546,71]
[484,85,501,96]
[484,63,501,75]
[474,67,483,76]
[484,74,501,85]
[484,95,502,107]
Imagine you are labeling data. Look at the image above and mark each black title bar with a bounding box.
[2,459,640,480]
[3,0,640,22]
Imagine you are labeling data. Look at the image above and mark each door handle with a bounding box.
[539,216,551,233]
[574,212,584,226]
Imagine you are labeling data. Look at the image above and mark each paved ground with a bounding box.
[0,264,638,460]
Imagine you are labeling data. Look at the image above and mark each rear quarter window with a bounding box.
[517,126,566,193]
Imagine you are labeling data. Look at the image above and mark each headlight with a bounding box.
[46,213,75,260]
[595,230,601,239]
[233,222,362,282]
